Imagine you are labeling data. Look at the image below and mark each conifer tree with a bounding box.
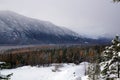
[87,63,100,80]
[100,35,120,79]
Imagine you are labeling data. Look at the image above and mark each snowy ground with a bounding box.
[1,62,88,80]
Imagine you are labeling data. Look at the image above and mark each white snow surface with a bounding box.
[1,62,88,80]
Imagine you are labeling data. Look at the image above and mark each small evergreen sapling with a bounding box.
[0,62,13,80]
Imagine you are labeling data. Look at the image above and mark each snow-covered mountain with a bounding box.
[0,11,110,45]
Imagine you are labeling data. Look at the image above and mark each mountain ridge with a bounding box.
[0,11,111,45]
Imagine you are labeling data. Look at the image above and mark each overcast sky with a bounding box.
[0,0,120,38]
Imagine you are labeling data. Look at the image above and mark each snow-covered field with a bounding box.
[1,62,88,80]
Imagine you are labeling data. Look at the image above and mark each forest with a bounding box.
[0,45,106,68]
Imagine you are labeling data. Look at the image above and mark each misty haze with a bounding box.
[0,0,119,80]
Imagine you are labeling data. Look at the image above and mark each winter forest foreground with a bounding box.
[0,36,120,80]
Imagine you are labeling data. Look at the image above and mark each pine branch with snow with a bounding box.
[0,62,13,80]
[100,35,120,80]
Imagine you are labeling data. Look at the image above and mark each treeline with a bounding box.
[0,45,106,68]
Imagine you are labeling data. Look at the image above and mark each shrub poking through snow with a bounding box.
[0,62,13,80]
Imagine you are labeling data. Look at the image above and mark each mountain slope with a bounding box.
[0,11,82,45]
[0,11,111,45]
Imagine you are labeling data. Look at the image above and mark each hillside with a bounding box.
[0,11,111,45]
